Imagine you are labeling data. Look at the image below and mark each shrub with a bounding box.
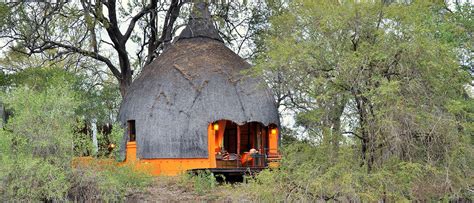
[237,141,473,202]
[0,78,78,201]
[180,170,218,195]
[0,69,152,201]
[1,156,70,201]
[68,161,153,201]
[96,123,124,160]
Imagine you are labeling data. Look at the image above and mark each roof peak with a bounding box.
[176,2,224,42]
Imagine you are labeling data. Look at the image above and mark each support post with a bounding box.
[237,125,240,154]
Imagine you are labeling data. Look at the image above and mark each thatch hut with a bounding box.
[118,2,281,176]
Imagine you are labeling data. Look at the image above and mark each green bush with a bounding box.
[238,141,473,202]
[180,170,219,195]
[0,131,70,201]
[96,123,124,160]
[2,156,70,201]
[0,68,152,201]
[73,124,94,157]
[0,77,78,201]
[69,162,152,201]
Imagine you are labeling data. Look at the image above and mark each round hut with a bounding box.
[118,2,281,175]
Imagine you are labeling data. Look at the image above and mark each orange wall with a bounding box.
[125,142,137,162]
[269,128,279,154]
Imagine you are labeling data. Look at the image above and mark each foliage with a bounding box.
[96,123,124,160]
[0,68,150,201]
[1,72,79,164]
[1,65,121,125]
[0,70,79,201]
[0,66,120,157]
[110,123,126,160]
[239,140,473,201]
[0,3,9,30]
[249,0,474,201]
[1,154,70,201]
[69,162,152,201]
[73,123,94,157]
[180,170,219,195]
[258,0,472,170]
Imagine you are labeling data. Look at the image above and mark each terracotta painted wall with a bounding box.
[269,128,279,154]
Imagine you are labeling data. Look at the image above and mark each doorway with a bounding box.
[213,120,274,168]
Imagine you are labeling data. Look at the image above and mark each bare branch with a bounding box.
[46,41,122,78]
[123,3,156,41]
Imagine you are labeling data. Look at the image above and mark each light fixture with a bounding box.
[271,128,277,135]
[213,122,219,131]
[109,143,116,149]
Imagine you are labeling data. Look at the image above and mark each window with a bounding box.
[127,120,136,142]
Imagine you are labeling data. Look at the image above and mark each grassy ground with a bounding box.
[127,177,242,202]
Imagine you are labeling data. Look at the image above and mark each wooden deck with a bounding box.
[188,167,267,177]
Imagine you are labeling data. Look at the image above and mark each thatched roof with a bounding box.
[118,3,279,159]
[176,2,223,42]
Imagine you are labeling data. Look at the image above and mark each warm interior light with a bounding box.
[271,128,277,135]
[109,143,116,149]
[213,123,219,131]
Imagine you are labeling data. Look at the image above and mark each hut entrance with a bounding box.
[212,120,278,168]
[223,122,238,154]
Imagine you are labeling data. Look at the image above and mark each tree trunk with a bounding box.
[117,43,133,97]
[353,89,374,173]
[329,96,346,159]
[0,102,5,129]
[119,74,132,97]
[91,118,98,155]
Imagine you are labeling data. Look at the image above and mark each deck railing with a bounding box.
[216,148,281,168]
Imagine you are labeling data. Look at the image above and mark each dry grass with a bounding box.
[127,176,243,202]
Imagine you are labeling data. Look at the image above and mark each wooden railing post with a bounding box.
[237,125,240,167]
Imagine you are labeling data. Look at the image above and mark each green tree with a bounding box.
[0,69,80,200]
[0,61,122,156]
[0,67,151,201]
[252,0,473,200]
